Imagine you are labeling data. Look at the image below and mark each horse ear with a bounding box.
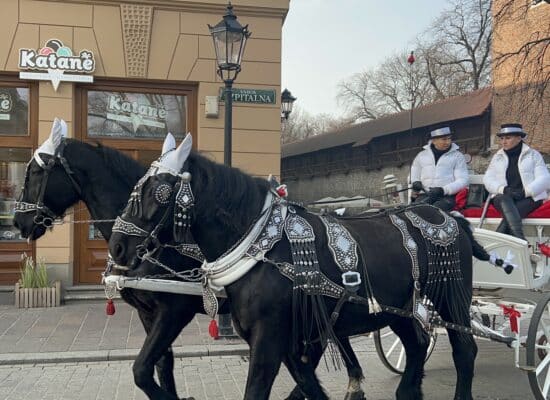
[173,133,193,171]
[35,118,66,156]
[162,132,176,155]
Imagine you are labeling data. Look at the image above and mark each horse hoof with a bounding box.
[344,391,366,400]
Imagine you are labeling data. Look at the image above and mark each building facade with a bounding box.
[0,0,288,286]
[491,0,549,151]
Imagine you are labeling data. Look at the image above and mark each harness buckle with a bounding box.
[342,271,361,292]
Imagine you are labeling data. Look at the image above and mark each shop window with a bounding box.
[87,90,188,139]
[0,88,29,136]
[0,148,30,242]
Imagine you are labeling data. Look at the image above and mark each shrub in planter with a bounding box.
[15,254,60,308]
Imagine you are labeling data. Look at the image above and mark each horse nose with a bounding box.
[110,242,127,264]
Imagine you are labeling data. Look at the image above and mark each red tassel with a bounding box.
[539,242,550,258]
[208,319,219,340]
[501,304,521,334]
[106,299,115,316]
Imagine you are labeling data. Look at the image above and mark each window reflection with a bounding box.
[0,88,29,136]
[0,148,31,241]
[87,91,187,139]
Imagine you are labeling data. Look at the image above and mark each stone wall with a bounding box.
[285,154,493,204]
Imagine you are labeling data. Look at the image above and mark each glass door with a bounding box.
[74,81,197,284]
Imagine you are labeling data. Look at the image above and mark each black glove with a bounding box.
[412,181,423,192]
[427,187,444,201]
[503,186,525,201]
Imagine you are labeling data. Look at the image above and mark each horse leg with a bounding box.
[133,309,194,400]
[391,318,429,400]
[155,346,177,394]
[135,309,178,395]
[339,336,366,400]
[284,341,328,400]
[446,329,477,400]
[242,323,286,400]
[284,336,364,400]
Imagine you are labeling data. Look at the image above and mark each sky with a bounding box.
[281,0,451,117]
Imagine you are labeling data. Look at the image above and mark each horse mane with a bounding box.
[188,151,270,234]
[87,141,146,188]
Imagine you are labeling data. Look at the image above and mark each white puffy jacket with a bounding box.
[410,143,469,195]
[483,143,550,202]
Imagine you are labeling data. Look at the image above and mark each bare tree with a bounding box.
[492,0,549,131]
[337,0,492,123]
[420,0,492,92]
[281,105,353,144]
[337,50,434,122]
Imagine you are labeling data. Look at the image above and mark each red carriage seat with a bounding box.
[453,188,550,218]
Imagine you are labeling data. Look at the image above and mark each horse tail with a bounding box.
[451,214,490,261]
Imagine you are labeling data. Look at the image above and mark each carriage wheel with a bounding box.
[526,292,550,400]
[373,327,437,375]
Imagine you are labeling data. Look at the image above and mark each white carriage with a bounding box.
[375,175,550,400]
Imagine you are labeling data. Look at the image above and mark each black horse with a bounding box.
[12,132,365,400]
[109,136,485,400]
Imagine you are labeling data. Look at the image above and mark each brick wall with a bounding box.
[492,0,550,153]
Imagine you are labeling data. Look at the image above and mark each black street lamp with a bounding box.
[281,88,297,121]
[209,2,251,167]
[208,2,250,338]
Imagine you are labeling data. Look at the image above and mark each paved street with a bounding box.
[0,301,539,399]
[0,341,534,400]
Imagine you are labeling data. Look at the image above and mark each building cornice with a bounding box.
[33,0,289,18]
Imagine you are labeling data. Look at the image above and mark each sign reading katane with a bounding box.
[19,39,95,91]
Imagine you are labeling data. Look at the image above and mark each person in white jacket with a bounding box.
[483,123,550,240]
[410,126,469,211]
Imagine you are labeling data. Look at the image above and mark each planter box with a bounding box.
[14,281,61,308]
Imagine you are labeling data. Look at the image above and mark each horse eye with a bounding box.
[153,183,172,205]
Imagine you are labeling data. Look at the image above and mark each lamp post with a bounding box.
[209,2,250,338]
[281,88,297,121]
[209,2,251,167]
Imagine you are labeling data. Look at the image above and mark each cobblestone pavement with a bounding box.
[0,302,224,354]
[0,340,534,400]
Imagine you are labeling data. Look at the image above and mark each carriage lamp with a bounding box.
[281,88,297,121]
[209,2,251,167]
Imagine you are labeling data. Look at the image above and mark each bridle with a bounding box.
[112,164,195,263]
[15,139,82,230]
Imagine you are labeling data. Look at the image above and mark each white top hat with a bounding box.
[430,126,452,138]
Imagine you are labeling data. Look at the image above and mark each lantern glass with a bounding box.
[209,4,250,81]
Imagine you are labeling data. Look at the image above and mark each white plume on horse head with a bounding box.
[161,132,176,155]
[33,118,67,165]
[154,133,193,175]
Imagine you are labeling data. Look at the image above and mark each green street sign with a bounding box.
[220,88,276,104]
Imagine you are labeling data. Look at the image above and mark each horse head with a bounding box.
[13,118,80,240]
[109,133,193,268]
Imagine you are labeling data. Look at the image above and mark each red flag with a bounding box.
[407,51,415,64]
